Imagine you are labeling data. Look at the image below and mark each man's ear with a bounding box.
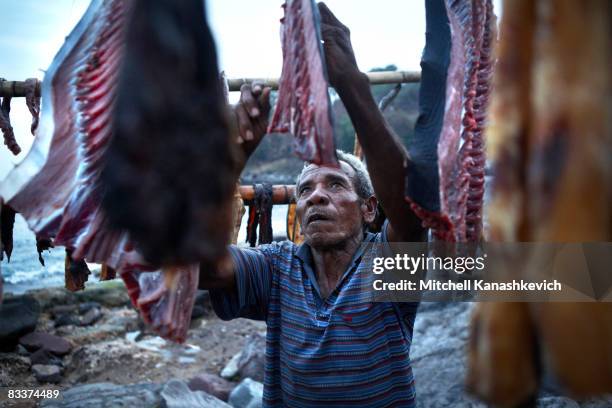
[361,196,378,224]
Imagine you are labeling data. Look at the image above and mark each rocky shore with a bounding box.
[0,282,610,407]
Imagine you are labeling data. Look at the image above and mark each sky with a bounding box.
[0,0,500,178]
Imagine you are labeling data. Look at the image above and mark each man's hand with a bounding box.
[316,3,425,243]
[318,3,364,91]
[233,82,272,160]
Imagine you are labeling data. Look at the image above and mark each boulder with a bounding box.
[78,302,101,314]
[0,295,40,351]
[19,332,72,356]
[228,378,263,408]
[161,379,231,408]
[74,281,129,308]
[27,287,77,311]
[39,382,162,408]
[188,372,235,402]
[30,348,64,367]
[80,307,103,326]
[32,364,62,383]
[50,304,78,318]
[191,304,207,320]
[236,333,265,382]
[54,313,81,328]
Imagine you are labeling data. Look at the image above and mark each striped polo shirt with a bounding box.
[210,224,419,407]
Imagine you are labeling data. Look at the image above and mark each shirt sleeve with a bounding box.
[208,244,277,321]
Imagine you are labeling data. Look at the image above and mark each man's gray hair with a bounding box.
[295,150,374,199]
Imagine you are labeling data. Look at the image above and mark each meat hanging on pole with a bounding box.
[268,0,339,166]
[245,184,274,247]
[102,0,238,266]
[0,0,228,343]
[0,90,20,155]
[404,0,496,243]
[468,0,612,404]
[24,78,41,135]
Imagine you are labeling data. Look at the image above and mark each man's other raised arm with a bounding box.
[318,3,425,242]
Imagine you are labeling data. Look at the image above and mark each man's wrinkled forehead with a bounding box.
[299,161,355,185]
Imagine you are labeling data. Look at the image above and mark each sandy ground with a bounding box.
[0,295,265,407]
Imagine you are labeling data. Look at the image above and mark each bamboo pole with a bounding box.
[0,79,41,98]
[239,184,295,205]
[0,70,421,98]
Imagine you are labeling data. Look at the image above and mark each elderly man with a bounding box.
[199,3,426,406]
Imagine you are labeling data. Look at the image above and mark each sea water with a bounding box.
[1,205,290,295]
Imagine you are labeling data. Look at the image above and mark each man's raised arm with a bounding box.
[199,82,271,291]
[318,3,425,242]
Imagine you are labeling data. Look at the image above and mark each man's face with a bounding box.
[295,162,369,249]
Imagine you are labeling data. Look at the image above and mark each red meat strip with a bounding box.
[268,0,338,166]
[0,0,201,343]
[406,0,495,242]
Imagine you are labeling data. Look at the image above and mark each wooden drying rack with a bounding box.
[0,70,420,97]
[1,71,418,206]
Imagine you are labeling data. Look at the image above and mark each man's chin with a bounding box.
[304,232,345,249]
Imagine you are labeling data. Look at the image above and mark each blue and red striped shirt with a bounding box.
[210,225,419,407]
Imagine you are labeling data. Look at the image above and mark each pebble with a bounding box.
[188,372,235,402]
[228,378,263,408]
[32,364,62,383]
[162,379,231,408]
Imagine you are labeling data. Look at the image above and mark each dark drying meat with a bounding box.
[103,0,238,266]
[1,203,16,261]
[268,0,338,166]
[24,78,41,135]
[0,93,20,155]
[36,237,53,266]
[405,0,495,242]
[246,184,274,246]
[65,248,91,292]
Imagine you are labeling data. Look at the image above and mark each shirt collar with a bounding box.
[295,230,377,270]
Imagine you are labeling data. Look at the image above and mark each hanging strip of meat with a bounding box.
[24,78,41,135]
[35,236,53,266]
[245,183,274,246]
[0,0,203,343]
[405,0,495,243]
[255,184,273,245]
[286,203,304,244]
[1,203,16,261]
[268,0,338,166]
[472,0,612,403]
[0,91,21,155]
[65,248,91,292]
[103,0,238,266]
[246,202,260,247]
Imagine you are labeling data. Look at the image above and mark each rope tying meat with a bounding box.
[0,78,20,155]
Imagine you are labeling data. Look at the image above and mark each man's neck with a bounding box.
[311,233,363,299]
